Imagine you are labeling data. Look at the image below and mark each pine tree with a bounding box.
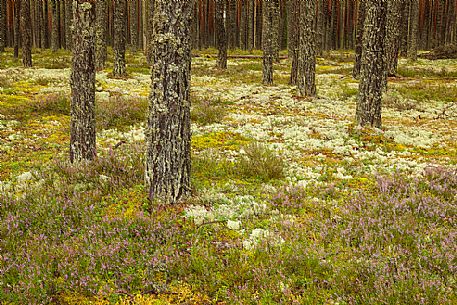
[65,0,72,50]
[215,0,227,69]
[0,0,5,52]
[13,0,20,57]
[70,0,96,163]
[130,0,139,51]
[51,0,59,51]
[356,0,388,128]
[353,0,366,78]
[145,0,193,204]
[21,0,32,67]
[95,0,108,70]
[386,0,402,76]
[113,0,127,77]
[263,0,275,85]
[408,0,418,61]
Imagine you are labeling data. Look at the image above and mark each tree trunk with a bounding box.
[21,0,32,67]
[65,0,72,50]
[408,0,418,61]
[130,0,138,51]
[272,0,280,62]
[70,0,96,163]
[0,0,5,52]
[227,0,236,49]
[288,0,299,85]
[216,0,227,69]
[96,0,108,70]
[113,0,127,77]
[356,0,387,128]
[42,0,48,48]
[146,0,154,65]
[146,0,192,205]
[353,0,366,78]
[14,0,20,57]
[263,0,275,85]
[386,0,402,76]
[297,0,317,97]
[247,0,254,51]
[51,0,59,51]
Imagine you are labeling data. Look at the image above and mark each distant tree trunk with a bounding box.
[247,0,254,51]
[96,0,108,70]
[356,0,387,128]
[21,0,32,67]
[399,0,409,56]
[215,0,227,69]
[146,0,192,205]
[316,0,324,54]
[408,0,418,61]
[51,0,59,51]
[41,0,48,48]
[263,0,274,85]
[65,0,72,50]
[272,0,280,61]
[227,0,236,48]
[113,0,127,77]
[297,0,317,97]
[146,0,154,65]
[70,0,96,163]
[14,0,20,57]
[353,0,366,78]
[386,0,402,76]
[289,0,299,85]
[0,0,5,52]
[130,0,138,51]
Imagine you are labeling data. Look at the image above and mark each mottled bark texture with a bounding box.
[70,0,96,163]
[215,0,227,69]
[227,0,236,49]
[65,0,72,50]
[130,0,138,51]
[247,0,253,51]
[353,0,366,78]
[21,0,32,67]
[95,0,108,70]
[408,0,418,61]
[14,0,20,57]
[146,0,192,205]
[146,0,154,65]
[51,0,59,51]
[41,0,48,48]
[386,0,402,76]
[0,0,5,52]
[297,0,317,97]
[113,0,127,76]
[288,0,299,85]
[272,0,280,62]
[356,0,387,128]
[262,0,274,85]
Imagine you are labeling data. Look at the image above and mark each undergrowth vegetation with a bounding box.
[0,48,456,304]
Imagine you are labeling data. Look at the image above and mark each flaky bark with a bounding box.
[386,0,402,76]
[353,0,366,78]
[215,0,227,69]
[356,0,387,128]
[297,0,317,97]
[146,0,192,205]
[262,0,274,85]
[21,0,32,67]
[113,0,127,76]
[70,0,96,163]
[146,0,154,65]
[95,0,107,70]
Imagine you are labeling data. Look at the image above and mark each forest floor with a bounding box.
[0,49,456,304]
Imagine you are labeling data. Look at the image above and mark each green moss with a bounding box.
[192,131,251,151]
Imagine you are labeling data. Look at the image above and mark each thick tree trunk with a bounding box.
[113,0,127,77]
[14,0,20,57]
[0,0,5,52]
[70,0,96,163]
[146,0,192,205]
[215,0,227,69]
[386,0,402,76]
[95,0,108,70]
[297,0,317,97]
[353,0,366,78]
[356,0,387,128]
[21,0,32,67]
[263,0,274,85]
[51,0,59,51]
[130,0,138,51]
[408,0,418,61]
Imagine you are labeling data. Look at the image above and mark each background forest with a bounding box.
[0,0,456,304]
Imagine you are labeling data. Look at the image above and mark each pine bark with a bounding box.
[21,0,32,67]
[146,0,154,65]
[70,0,96,163]
[272,0,280,62]
[14,0,20,57]
[95,0,108,70]
[288,0,299,85]
[130,0,138,51]
[356,0,388,128]
[353,0,366,78]
[42,0,48,48]
[113,0,127,76]
[247,0,254,51]
[297,0,317,97]
[65,0,72,50]
[0,0,5,52]
[51,0,59,51]
[386,0,402,76]
[227,0,236,48]
[263,0,274,85]
[408,0,418,61]
[215,0,227,69]
[146,0,192,205]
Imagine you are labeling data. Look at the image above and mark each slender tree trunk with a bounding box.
[14,0,20,58]
[96,0,108,70]
[146,0,193,205]
[356,0,388,128]
[408,0,418,61]
[272,0,280,61]
[263,0,275,85]
[289,0,299,85]
[216,0,227,69]
[65,0,72,50]
[247,0,253,51]
[386,0,402,76]
[399,0,409,56]
[21,0,32,67]
[0,0,5,52]
[113,0,127,76]
[227,0,236,48]
[51,0,59,51]
[70,0,96,163]
[130,0,138,51]
[297,0,317,97]
[42,0,48,48]
[146,0,154,65]
[353,0,366,78]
